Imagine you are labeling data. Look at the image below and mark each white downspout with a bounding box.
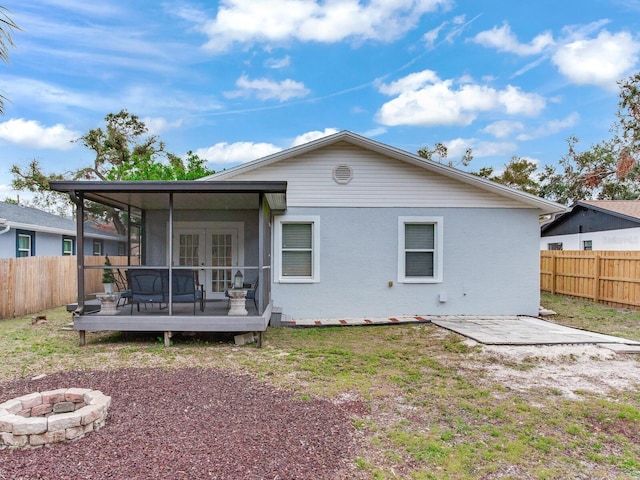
[0,218,9,235]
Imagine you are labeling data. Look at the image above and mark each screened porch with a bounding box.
[50,180,287,346]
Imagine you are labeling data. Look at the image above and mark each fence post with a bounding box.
[551,253,557,295]
[593,253,601,303]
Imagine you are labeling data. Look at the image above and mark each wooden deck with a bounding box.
[72,300,272,347]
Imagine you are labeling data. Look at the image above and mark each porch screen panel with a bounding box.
[211,234,233,292]
[282,223,312,277]
[405,224,434,277]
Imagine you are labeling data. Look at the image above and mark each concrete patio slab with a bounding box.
[428,316,640,347]
[282,314,640,351]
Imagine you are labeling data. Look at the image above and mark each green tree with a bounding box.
[0,6,20,114]
[538,72,640,204]
[418,142,473,168]
[475,156,540,195]
[11,110,215,230]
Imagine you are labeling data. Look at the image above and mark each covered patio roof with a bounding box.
[49,180,288,211]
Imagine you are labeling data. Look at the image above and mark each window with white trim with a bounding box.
[582,240,592,251]
[275,215,320,283]
[62,237,75,256]
[93,240,103,256]
[16,230,35,258]
[398,217,443,283]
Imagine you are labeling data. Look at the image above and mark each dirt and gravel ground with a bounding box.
[0,368,368,480]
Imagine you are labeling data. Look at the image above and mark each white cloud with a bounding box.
[471,23,555,55]
[194,127,339,166]
[195,141,282,164]
[516,113,580,140]
[447,137,517,158]
[0,118,80,149]
[552,30,640,90]
[423,22,446,48]
[142,117,183,135]
[291,128,339,146]
[265,55,291,69]
[362,127,387,137]
[482,120,525,139]
[376,70,546,127]
[199,0,452,52]
[225,74,310,101]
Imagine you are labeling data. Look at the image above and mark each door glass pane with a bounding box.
[178,234,199,266]
[210,233,233,292]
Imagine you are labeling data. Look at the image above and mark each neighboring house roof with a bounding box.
[202,130,566,215]
[540,200,640,236]
[0,201,123,240]
[578,200,640,221]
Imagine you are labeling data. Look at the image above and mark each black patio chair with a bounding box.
[114,269,132,308]
[126,269,166,314]
[168,270,204,315]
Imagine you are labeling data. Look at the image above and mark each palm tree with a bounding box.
[0,6,20,114]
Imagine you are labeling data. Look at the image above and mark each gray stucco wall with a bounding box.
[272,207,541,318]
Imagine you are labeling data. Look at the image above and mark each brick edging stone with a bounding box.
[0,388,111,449]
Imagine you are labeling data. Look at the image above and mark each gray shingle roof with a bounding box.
[0,202,123,240]
[0,201,75,232]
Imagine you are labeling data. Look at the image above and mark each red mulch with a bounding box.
[0,368,365,479]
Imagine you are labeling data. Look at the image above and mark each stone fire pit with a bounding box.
[0,388,110,449]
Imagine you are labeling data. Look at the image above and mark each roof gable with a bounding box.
[203,131,564,213]
[541,201,640,236]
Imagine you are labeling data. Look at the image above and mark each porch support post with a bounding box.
[78,330,86,347]
[164,331,172,347]
[258,193,264,313]
[73,192,85,314]
[168,192,174,315]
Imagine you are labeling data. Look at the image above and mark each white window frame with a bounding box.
[397,216,443,284]
[17,233,33,258]
[62,237,74,256]
[274,215,320,283]
[93,240,103,256]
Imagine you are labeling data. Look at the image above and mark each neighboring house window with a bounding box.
[583,240,592,251]
[16,230,35,258]
[62,236,75,256]
[275,215,320,283]
[398,217,443,283]
[118,243,126,256]
[93,240,103,256]
[547,242,563,251]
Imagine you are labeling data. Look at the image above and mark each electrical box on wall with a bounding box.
[439,292,448,303]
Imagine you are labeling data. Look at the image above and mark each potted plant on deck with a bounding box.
[102,256,116,294]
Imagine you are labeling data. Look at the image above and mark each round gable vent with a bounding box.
[332,164,353,185]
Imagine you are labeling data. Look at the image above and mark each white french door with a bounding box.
[172,223,243,299]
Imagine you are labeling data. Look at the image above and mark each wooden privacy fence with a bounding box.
[541,250,640,309]
[0,256,130,319]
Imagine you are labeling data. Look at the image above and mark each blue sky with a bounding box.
[1,0,640,201]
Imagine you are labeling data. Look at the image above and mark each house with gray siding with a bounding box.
[203,131,564,319]
[50,131,565,345]
[0,201,125,258]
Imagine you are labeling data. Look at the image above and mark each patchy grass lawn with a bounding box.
[1,296,639,479]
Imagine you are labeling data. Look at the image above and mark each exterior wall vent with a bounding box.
[332,164,353,185]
